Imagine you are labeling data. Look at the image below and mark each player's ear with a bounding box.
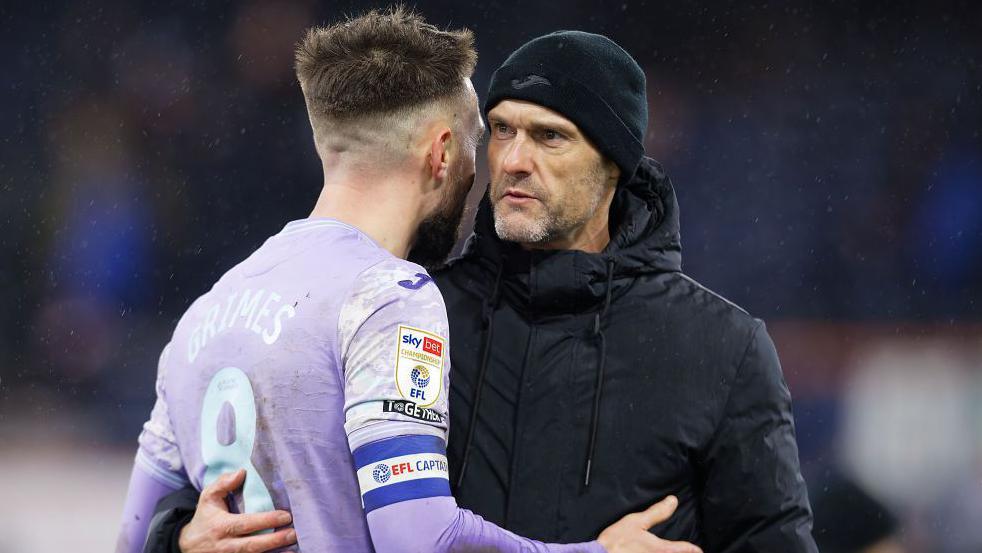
[428,127,452,183]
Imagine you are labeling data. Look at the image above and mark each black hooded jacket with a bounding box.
[438,158,818,552]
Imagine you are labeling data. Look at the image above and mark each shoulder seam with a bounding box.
[675,273,750,316]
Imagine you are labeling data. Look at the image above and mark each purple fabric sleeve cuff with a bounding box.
[366,496,605,553]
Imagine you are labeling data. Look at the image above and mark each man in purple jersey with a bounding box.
[116,7,700,553]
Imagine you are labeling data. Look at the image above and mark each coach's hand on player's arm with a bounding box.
[178,469,297,553]
[597,496,703,553]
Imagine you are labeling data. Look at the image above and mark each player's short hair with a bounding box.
[295,6,476,126]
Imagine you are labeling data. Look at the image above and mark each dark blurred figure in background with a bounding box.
[0,1,979,551]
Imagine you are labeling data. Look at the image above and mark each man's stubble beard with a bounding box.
[407,164,474,272]
[491,160,608,246]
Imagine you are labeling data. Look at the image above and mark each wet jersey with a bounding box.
[135,218,452,550]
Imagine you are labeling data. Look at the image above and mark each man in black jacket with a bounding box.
[440,31,816,552]
[148,30,817,553]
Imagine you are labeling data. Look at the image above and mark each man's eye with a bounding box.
[541,129,566,142]
[493,123,512,136]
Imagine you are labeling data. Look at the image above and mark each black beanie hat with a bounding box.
[484,30,648,183]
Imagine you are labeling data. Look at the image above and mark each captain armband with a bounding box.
[352,434,451,513]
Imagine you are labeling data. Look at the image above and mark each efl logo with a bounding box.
[422,337,442,357]
[372,463,391,484]
[410,365,431,389]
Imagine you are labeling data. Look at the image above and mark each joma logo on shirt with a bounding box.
[398,273,432,290]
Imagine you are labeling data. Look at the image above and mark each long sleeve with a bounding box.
[367,495,603,553]
[115,462,187,553]
[699,322,818,553]
[117,343,191,553]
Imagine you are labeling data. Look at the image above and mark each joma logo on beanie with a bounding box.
[511,74,551,89]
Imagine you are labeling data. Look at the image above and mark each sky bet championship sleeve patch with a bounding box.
[394,325,445,408]
[353,434,451,513]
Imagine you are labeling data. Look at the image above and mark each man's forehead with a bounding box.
[487,99,578,131]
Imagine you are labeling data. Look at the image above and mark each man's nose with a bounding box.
[501,134,533,178]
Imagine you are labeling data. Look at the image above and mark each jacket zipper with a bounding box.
[504,252,538,527]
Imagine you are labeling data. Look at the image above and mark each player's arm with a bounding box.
[117,461,188,553]
[339,262,593,552]
[698,322,818,553]
[116,344,194,553]
[342,261,699,553]
[174,474,691,553]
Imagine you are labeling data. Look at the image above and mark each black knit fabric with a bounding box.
[485,30,648,183]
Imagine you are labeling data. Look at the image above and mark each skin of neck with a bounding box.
[309,164,423,259]
[308,126,449,259]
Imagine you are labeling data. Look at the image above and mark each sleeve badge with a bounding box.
[394,325,445,407]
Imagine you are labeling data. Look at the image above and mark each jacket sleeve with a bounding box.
[141,485,199,553]
[699,321,818,553]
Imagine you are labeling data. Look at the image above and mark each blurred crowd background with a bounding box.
[1,1,980,551]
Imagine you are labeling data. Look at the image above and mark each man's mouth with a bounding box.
[502,188,538,204]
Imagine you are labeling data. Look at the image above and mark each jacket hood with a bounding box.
[452,156,682,315]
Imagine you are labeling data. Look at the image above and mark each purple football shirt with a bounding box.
[135,218,452,550]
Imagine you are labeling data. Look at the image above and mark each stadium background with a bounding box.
[1,1,980,551]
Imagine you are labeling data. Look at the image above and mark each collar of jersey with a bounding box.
[278,217,383,251]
